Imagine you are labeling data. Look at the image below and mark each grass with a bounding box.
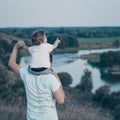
[0,101,26,120]
[0,87,113,120]
[77,37,120,45]
[0,103,113,120]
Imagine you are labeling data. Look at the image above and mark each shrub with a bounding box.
[93,85,111,107]
[76,69,93,93]
[58,72,73,87]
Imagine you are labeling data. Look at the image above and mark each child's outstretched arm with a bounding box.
[53,38,61,49]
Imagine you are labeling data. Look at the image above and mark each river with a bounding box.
[20,47,120,92]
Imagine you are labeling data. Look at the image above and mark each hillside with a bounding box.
[57,87,113,120]
[0,87,113,120]
[0,61,113,120]
[0,28,119,120]
[0,31,20,43]
[0,30,80,53]
[1,26,120,51]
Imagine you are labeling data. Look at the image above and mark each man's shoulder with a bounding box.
[19,66,28,81]
[45,74,57,80]
[28,46,35,52]
[20,66,28,73]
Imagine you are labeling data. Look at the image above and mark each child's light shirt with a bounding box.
[28,43,53,68]
[19,67,60,120]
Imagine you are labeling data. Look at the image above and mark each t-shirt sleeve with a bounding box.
[19,67,27,82]
[46,43,54,52]
[49,75,61,92]
[28,47,32,54]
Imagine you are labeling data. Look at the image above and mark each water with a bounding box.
[20,48,120,92]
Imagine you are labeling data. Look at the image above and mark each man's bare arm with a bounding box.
[8,40,24,74]
[53,73,65,104]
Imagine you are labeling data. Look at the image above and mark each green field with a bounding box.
[77,37,120,45]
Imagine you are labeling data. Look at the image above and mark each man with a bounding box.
[9,40,65,120]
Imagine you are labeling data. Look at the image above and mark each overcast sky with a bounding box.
[0,0,120,27]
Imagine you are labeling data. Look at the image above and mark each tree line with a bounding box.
[99,51,120,67]
[1,26,120,39]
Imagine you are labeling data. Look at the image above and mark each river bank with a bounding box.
[54,40,120,53]
[20,47,120,92]
[79,50,120,83]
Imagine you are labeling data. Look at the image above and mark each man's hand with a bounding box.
[8,40,25,75]
[15,40,25,49]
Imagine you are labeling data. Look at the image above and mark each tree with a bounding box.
[48,33,79,49]
[76,69,93,93]
[110,91,120,108]
[58,72,73,87]
[114,104,120,120]
[0,39,12,52]
[113,39,120,48]
[108,91,120,120]
[93,85,111,107]
[99,51,120,67]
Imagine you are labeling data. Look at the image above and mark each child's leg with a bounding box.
[28,66,61,84]
[28,66,55,76]
[31,67,47,72]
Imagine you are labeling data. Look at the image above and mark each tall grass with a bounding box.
[57,88,113,120]
[0,101,26,120]
[0,102,113,120]
[0,87,113,120]
[57,103,113,120]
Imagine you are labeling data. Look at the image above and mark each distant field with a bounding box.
[77,37,120,45]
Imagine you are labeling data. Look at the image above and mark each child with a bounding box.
[23,30,61,74]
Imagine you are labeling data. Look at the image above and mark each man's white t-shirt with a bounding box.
[28,43,53,68]
[19,67,60,120]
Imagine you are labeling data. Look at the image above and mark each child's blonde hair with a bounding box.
[31,30,45,45]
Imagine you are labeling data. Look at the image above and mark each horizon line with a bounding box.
[1,25,120,29]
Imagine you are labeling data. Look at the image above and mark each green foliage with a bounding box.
[99,51,120,67]
[0,39,26,102]
[114,104,120,120]
[0,61,25,103]
[113,39,120,47]
[0,39,13,66]
[93,86,120,120]
[110,91,120,120]
[57,27,120,38]
[48,33,79,48]
[93,85,111,107]
[110,91,120,109]
[58,72,73,87]
[0,39,12,53]
[1,27,120,41]
[0,63,11,100]
[76,69,93,93]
